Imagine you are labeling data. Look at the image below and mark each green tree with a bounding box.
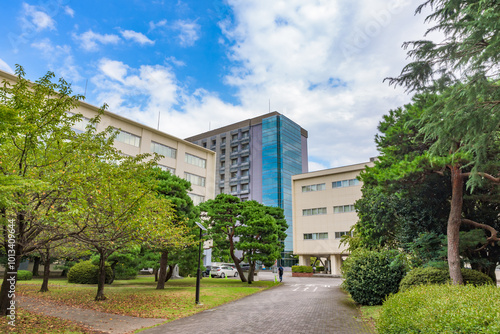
[237,201,287,283]
[0,66,113,314]
[146,168,198,289]
[200,194,246,280]
[386,0,500,284]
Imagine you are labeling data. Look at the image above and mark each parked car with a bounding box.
[210,265,239,278]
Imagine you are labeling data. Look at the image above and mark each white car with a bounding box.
[210,265,239,278]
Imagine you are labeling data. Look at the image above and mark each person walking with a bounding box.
[278,265,284,282]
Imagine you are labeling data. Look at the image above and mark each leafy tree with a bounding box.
[351,94,499,280]
[200,194,246,280]
[385,0,500,284]
[146,168,198,289]
[66,155,176,300]
[0,66,112,314]
[237,201,287,283]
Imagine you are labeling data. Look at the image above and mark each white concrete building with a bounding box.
[292,160,374,275]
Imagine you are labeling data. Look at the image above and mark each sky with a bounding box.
[0,0,435,171]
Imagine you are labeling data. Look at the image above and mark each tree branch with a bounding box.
[461,218,500,251]
[461,172,500,183]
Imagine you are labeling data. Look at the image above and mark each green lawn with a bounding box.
[15,275,277,319]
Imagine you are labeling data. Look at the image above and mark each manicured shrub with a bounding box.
[377,284,500,334]
[316,266,324,272]
[400,267,494,291]
[17,270,33,281]
[341,249,407,305]
[67,260,113,284]
[291,265,313,273]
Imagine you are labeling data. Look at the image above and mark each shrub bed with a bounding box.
[341,249,406,306]
[67,260,113,284]
[291,265,313,273]
[400,267,494,291]
[17,270,33,281]
[377,284,500,333]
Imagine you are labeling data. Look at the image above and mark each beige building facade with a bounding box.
[0,69,216,205]
[292,160,374,275]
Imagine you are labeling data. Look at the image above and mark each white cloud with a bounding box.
[73,30,121,51]
[173,20,200,47]
[210,0,429,168]
[0,58,14,73]
[120,30,155,45]
[31,38,82,83]
[21,3,56,32]
[149,19,167,31]
[64,6,75,18]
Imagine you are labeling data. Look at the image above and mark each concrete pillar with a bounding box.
[298,255,311,266]
[330,254,342,276]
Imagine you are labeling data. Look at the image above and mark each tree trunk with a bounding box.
[229,238,247,282]
[156,251,168,289]
[40,248,51,292]
[32,256,41,277]
[447,164,464,285]
[154,268,158,282]
[247,262,255,284]
[95,252,107,301]
[165,264,174,283]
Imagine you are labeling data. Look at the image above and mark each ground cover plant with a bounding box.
[15,276,276,320]
[377,284,500,334]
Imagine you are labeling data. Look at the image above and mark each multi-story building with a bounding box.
[292,160,374,275]
[185,112,308,266]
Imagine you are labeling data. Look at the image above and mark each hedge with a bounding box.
[17,270,33,281]
[378,284,500,334]
[67,260,113,284]
[400,267,494,292]
[291,265,313,273]
[341,248,407,305]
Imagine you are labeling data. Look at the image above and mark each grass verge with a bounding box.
[16,276,277,320]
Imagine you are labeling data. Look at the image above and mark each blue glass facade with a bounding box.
[262,115,303,254]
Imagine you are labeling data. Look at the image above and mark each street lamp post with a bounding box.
[195,221,207,305]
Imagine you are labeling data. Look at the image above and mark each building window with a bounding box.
[185,153,206,169]
[241,131,249,139]
[185,172,206,187]
[231,185,237,193]
[241,170,249,177]
[115,129,141,147]
[151,142,177,159]
[219,187,224,193]
[335,231,353,239]
[212,139,216,146]
[68,112,90,132]
[221,137,226,144]
[333,205,355,213]
[302,207,327,216]
[231,158,238,166]
[220,174,225,181]
[188,193,205,206]
[230,171,237,179]
[221,148,226,155]
[241,156,249,163]
[231,134,238,141]
[241,183,249,191]
[241,143,249,150]
[221,161,225,168]
[304,233,328,240]
[158,165,175,174]
[332,178,360,188]
[302,183,326,192]
[231,146,238,153]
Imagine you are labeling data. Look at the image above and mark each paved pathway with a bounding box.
[141,272,375,334]
[17,295,166,334]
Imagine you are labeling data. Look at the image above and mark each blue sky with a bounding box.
[0,0,433,171]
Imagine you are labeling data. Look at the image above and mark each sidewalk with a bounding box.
[142,272,374,334]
